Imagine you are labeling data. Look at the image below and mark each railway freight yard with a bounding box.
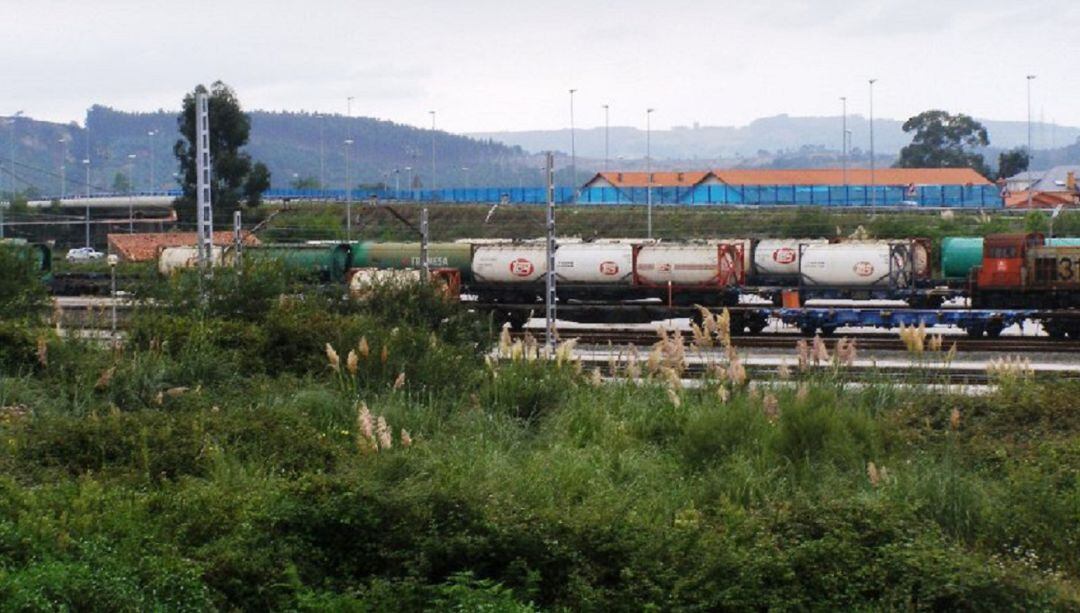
[5,1,1080,606]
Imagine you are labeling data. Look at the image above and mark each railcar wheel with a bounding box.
[985,322,1004,338]
[746,320,767,335]
[504,311,527,331]
[1044,321,1067,339]
[965,325,985,338]
[799,326,817,337]
[820,326,837,337]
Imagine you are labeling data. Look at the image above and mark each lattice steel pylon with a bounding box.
[195,92,214,271]
[545,152,557,353]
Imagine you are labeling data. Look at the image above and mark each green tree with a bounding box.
[0,244,47,321]
[173,81,271,223]
[895,110,991,177]
[289,175,320,190]
[997,147,1030,180]
[112,172,131,193]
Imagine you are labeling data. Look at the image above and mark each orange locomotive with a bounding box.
[973,232,1080,337]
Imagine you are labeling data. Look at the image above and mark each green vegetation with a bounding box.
[895,110,991,177]
[262,201,1080,247]
[2,256,1080,609]
[174,81,272,224]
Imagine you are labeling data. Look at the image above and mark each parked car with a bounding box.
[66,247,105,262]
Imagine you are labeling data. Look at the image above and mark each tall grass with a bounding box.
[0,265,1078,608]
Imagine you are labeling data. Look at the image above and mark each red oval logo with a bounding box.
[853,261,874,277]
[599,261,619,275]
[509,258,535,277]
[772,248,797,265]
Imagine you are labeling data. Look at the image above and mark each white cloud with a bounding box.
[3,0,1078,132]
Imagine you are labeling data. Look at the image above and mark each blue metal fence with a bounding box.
[64,184,1005,208]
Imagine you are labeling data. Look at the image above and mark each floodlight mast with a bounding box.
[195,92,214,271]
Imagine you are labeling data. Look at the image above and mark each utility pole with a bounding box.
[544,151,556,353]
[82,158,91,247]
[869,78,877,211]
[840,96,848,189]
[602,104,610,172]
[420,206,430,280]
[84,123,91,247]
[346,96,354,241]
[126,154,136,233]
[195,91,214,271]
[1027,74,1037,209]
[646,107,655,238]
[59,136,68,200]
[344,138,353,240]
[429,110,437,196]
[318,113,325,195]
[569,89,577,193]
[147,129,156,192]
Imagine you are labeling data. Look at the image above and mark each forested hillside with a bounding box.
[3,106,538,197]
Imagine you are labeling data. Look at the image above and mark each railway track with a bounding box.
[511,328,1080,354]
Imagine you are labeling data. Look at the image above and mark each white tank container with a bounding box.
[753,239,827,277]
[799,243,909,288]
[634,243,742,286]
[554,243,634,284]
[471,245,548,283]
[158,246,223,275]
[842,240,929,277]
[348,268,422,295]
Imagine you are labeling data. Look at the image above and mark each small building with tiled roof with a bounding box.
[1004,166,1080,209]
[108,232,261,262]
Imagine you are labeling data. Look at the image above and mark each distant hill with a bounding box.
[470,114,1080,164]
[2,106,536,197]
[5,108,1080,197]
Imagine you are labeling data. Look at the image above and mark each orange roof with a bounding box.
[1005,190,1079,209]
[712,168,991,186]
[585,171,711,188]
[108,232,261,262]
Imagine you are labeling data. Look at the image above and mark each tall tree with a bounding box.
[997,147,1030,180]
[895,110,991,177]
[173,81,270,223]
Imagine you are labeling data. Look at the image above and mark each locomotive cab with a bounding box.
[975,233,1043,290]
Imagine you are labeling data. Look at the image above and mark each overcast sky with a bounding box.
[6,0,1078,133]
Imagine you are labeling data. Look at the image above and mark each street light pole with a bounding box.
[840,96,847,188]
[59,137,68,200]
[646,107,655,239]
[429,110,436,195]
[602,104,610,172]
[318,113,325,195]
[569,88,577,191]
[127,153,136,232]
[344,138,353,240]
[869,78,877,211]
[1027,74,1037,209]
[82,158,90,247]
[147,129,156,192]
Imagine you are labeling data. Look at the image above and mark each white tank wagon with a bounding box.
[633,242,744,288]
[471,245,548,284]
[839,239,932,279]
[157,246,224,275]
[751,238,828,279]
[798,242,917,289]
[554,243,634,285]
